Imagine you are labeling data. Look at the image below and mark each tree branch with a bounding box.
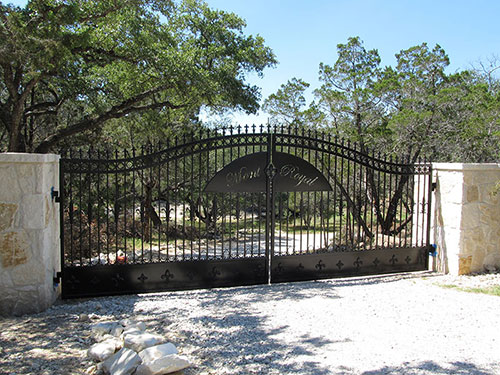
[25,99,63,114]
[319,155,374,239]
[1,64,17,99]
[79,4,124,23]
[34,85,185,153]
[0,104,11,132]
[72,46,138,65]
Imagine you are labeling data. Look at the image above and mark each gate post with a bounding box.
[0,153,61,316]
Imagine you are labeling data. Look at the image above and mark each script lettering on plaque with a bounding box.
[226,166,262,187]
[279,164,319,187]
[204,151,331,192]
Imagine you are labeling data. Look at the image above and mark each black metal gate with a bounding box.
[59,126,433,298]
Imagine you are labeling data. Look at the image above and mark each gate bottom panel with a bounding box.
[62,257,267,299]
[271,246,431,283]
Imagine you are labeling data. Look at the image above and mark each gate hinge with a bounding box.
[51,187,61,203]
[431,182,437,191]
[53,271,62,284]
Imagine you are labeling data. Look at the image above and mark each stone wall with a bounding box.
[432,163,500,275]
[0,153,60,316]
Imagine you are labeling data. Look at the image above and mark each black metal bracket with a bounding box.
[431,182,437,191]
[51,187,60,203]
[53,271,62,284]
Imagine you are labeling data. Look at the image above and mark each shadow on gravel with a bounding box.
[210,279,342,303]
[316,270,439,289]
[361,360,497,375]
[0,313,103,374]
[176,311,334,374]
[129,280,353,374]
[0,271,444,374]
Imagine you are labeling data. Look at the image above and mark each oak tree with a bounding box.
[0,0,276,152]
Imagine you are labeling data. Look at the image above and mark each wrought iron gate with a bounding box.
[59,126,433,298]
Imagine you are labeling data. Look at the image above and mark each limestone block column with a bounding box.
[432,163,500,275]
[0,153,60,316]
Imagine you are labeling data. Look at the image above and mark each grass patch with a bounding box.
[438,283,500,296]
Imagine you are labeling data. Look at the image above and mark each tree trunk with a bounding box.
[7,102,25,152]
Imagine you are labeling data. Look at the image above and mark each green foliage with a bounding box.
[439,283,500,297]
[264,37,500,162]
[0,0,276,152]
[262,78,310,126]
[314,37,383,145]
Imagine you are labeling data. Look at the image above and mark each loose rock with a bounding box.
[95,333,117,343]
[91,322,118,336]
[138,343,178,364]
[88,337,122,362]
[102,347,141,375]
[110,325,124,337]
[119,318,135,327]
[123,332,165,352]
[135,354,192,375]
[120,319,146,331]
[78,313,91,322]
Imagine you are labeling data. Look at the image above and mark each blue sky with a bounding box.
[204,0,500,125]
[5,0,500,125]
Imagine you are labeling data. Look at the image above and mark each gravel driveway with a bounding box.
[1,271,499,375]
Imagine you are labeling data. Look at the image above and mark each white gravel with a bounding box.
[1,271,500,374]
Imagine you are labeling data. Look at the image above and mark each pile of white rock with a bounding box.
[86,318,192,375]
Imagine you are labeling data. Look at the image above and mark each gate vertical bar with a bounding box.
[425,163,433,260]
[59,156,65,295]
[265,130,276,285]
[265,131,271,284]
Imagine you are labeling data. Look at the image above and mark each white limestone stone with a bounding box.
[123,332,165,352]
[21,194,47,229]
[121,327,142,337]
[91,322,119,336]
[138,343,178,364]
[102,347,142,375]
[119,318,136,327]
[110,324,124,337]
[0,153,60,316]
[129,321,147,331]
[11,260,46,287]
[16,164,38,195]
[120,319,146,332]
[78,313,90,322]
[95,334,116,343]
[134,354,191,375]
[432,164,500,274]
[87,338,121,362]
[0,165,21,202]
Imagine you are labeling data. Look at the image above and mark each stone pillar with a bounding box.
[0,153,61,316]
[432,163,500,275]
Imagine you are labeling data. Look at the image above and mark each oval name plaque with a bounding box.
[204,152,332,193]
